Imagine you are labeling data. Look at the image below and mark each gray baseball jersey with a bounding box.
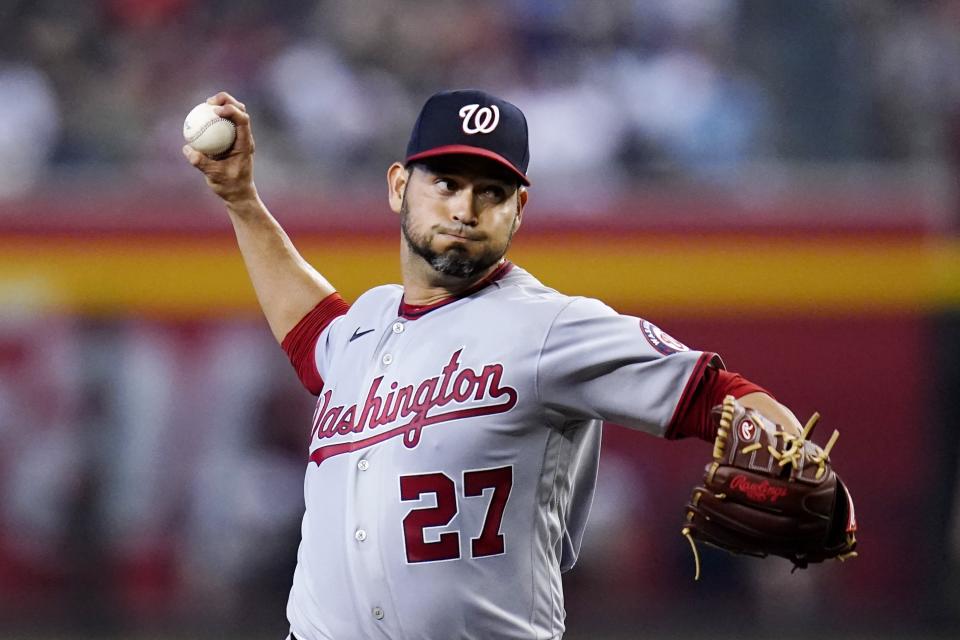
[286,261,719,640]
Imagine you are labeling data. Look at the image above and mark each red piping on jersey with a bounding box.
[281,293,350,395]
[665,363,771,442]
[398,260,514,320]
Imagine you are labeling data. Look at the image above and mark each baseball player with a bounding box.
[183,89,838,640]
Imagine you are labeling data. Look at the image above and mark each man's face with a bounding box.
[399,156,525,280]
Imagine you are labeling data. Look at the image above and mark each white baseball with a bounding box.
[183,102,236,156]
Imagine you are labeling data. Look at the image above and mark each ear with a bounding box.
[387,162,408,214]
[513,186,529,231]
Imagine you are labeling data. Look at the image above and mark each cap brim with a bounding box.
[405,145,530,186]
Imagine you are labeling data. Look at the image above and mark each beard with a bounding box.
[400,194,516,280]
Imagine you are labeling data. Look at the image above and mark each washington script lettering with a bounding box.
[308,349,518,465]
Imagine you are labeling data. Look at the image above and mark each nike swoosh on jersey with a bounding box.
[350,327,375,342]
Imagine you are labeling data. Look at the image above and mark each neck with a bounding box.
[399,242,504,306]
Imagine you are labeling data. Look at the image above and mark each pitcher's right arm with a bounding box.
[183,92,335,343]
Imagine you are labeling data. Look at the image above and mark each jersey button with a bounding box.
[357,459,369,471]
[355,529,367,542]
[392,322,404,334]
[382,353,393,365]
[372,606,385,620]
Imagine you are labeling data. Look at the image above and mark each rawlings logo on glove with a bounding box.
[681,395,858,579]
[729,475,789,503]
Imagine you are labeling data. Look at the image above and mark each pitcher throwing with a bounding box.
[184,89,856,640]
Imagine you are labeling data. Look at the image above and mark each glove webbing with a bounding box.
[682,395,846,580]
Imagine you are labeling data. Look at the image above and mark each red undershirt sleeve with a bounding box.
[281,293,350,395]
[665,366,771,442]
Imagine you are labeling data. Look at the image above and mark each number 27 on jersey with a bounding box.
[400,465,513,563]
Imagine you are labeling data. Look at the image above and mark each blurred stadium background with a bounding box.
[1,0,959,638]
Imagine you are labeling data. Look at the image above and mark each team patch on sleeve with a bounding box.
[640,319,690,355]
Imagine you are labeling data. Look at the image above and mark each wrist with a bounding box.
[224,188,263,216]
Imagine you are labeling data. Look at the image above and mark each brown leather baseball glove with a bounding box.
[681,395,858,579]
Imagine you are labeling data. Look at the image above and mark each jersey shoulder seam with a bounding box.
[352,283,403,302]
[533,295,584,420]
[343,284,404,316]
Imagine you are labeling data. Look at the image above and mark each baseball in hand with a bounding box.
[183,102,236,157]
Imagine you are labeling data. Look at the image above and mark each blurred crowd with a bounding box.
[1,0,959,198]
[0,318,312,631]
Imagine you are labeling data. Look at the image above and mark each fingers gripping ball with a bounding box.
[183,102,236,157]
[680,395,858,579]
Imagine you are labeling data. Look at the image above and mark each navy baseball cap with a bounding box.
[405,89,530,185]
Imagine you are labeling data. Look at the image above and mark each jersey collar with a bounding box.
[398,260,514,320]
